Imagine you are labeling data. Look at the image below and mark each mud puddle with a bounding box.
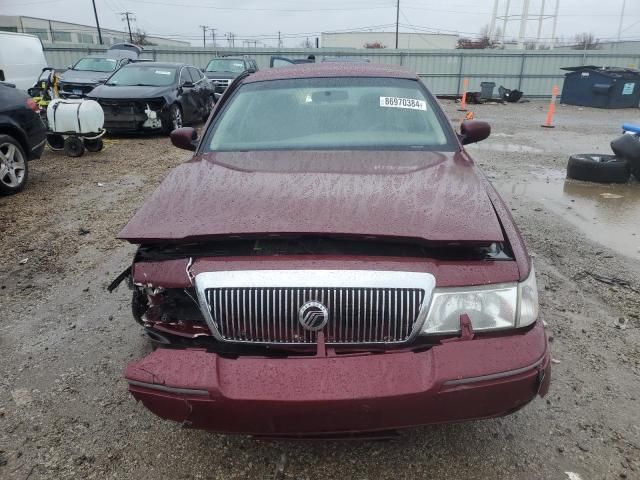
[496,175,640,259]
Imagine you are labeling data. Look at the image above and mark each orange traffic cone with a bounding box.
[542,85,560,128]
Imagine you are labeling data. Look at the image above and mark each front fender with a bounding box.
[0,115,29,156]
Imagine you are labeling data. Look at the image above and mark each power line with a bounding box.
[120,11,135,42]
[110,23,398,41]
[91,0,103,45]
[125,0,394,12]
[209,27,217,47]
[199,25,207,47]
[395,0,400,48]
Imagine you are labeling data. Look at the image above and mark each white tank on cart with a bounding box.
[47,99,104,134]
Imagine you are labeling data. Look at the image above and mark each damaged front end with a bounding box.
[109,235,515,353]
[94,98,168,132]
[109,260,215,348]
[108,235,550,435]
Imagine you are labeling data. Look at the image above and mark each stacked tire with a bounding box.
[611,134,640,180]
[566,134,640,184]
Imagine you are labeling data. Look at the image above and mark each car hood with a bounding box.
[88,84,174,99]
[204,72,238,80]
[118,150,504,244]
[60,70,112,84]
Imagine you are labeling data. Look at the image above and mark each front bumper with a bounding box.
[95,100,167,132]
[59,82,97,98]
[125,321,550,436]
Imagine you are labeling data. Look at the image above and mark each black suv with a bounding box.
[0,82,46,195]
[203,56,257,93]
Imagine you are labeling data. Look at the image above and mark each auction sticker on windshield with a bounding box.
[155,70,172,75]
[379,96,427,110]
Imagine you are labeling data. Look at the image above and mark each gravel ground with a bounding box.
[1,103,639,480]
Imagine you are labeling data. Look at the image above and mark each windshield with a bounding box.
[205,77,453,151]
[205,59,246,73]
[73,57,118,72]
[105,66,177,86]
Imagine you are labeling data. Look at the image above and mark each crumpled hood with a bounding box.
[60,69,111,85]
[118,150,504,244]
[88,84,174,99]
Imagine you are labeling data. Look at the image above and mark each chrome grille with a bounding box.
[211,78,231,85]
[204,286,425,344]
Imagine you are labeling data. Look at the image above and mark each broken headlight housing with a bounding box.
[421,265,538,335]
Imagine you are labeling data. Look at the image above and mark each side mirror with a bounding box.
[96,79,106,84]
[170,127,198,151]
[459,120,491,145]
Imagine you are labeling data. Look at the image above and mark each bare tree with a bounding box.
[299,37,313,48]
[132,29,156,46]
[572,33,600,50]
[457,24,498,49]
[364,42,386,49]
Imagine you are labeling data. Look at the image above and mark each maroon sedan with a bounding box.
[112,63,550,437]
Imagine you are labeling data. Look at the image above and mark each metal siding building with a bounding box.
[0,15,189,47]
[41,45,640,98]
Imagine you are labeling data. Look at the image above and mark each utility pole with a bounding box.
[536,0,546,49]
[617,0,627,41]
[550,0,560,49]
[517,0,530,49]
[489,0,499,41]
[502,0,511,45]
[395,0,400,48]
[199,25,207,47]
[209,27,216,47]
[91,0,103,45]
[278,31,282,48]
[120,11,134,42]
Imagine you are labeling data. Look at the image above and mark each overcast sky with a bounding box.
[3,0,640,47]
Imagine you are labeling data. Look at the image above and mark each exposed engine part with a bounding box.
[142,104,162,129]
[107,266,132,292]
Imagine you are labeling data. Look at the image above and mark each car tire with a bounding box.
[163,104,183,135]
[202,95,215,121]
[610,134,640,179]
[566,154,630,184]
[64,136,85,158]
[85,138,104,152]
[0,134,29,195]
[46,133,65,151]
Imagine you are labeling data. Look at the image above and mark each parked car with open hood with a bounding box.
[88,61,215,134]
[113,63,550,437]
[58,43,143,98]
[203,56,257,93]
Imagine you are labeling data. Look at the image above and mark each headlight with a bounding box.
[421,265,538,335]
[517,264,538,328]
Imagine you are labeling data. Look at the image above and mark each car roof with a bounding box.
[244,63,417,84]
[210,56,251,60]
[123,61,186,68]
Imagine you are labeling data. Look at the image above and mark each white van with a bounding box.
[0,32,48,91]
